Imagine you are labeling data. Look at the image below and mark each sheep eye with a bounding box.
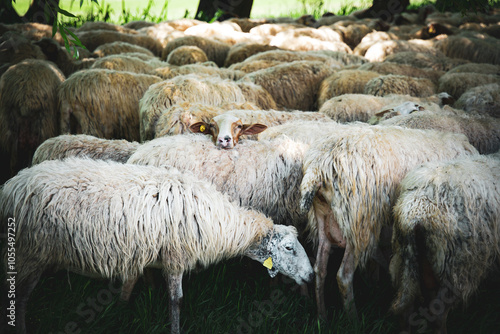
[285,245,293,251]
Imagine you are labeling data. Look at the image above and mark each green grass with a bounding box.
[3,250,500,334]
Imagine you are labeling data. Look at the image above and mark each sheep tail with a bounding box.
[299,168,322,214]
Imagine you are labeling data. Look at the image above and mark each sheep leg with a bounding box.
[167,273,183,334]
[337,242,358,322]
[314,214,332,320]
[119,276,139,302]
[16,270,43,334]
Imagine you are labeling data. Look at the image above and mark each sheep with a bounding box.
[390,154,500,334]
[0,31,47,76]
[248,23,304,37]
[0,157,314,334]
[59,69,162,142]
[364,39,443,62]
[446,62,500,75]
[92,41,156,57]
[0,59,65,185]
[270,33,352,53]
[318,94,446,123]
[434,33,500,65]
[75,30,164,56]
[379,108,500,154]
[165,45,209,65]
[317,70,381,108]
[139,74,276,141]
[299,125,478,320]
[90,54,165,74]
[32,134,140,165]
[454,83,500,118]
[240,60,336,111]
[187,108,332,149]
[383,51,469,72]
[77,21,138,34]
[161,35,231,67]
[224,43,280,67]
[153,63,245,81]
[32,37,96,77]
[152,102,260,138]
[352,31,400,56]
[332,23,374,49]
[227,18,267,32]
[357,61,443,84]
[364,74,436,97]
[228,59,284,73]
[184,22,267,46]
[128,134,310,229]
[438,72,500,100]
[137,23,186,48]
[233,49,344,67]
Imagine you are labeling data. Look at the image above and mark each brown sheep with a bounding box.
[161,35,231,67]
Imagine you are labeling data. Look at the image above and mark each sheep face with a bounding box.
[246,225,314,285]
[190,114,267,149]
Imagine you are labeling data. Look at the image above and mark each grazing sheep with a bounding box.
[92,41,156,57]
[59,69,162,142]
[224,43,280,67]
[91,54,164,74]
[270,33,352,53]
[445,62,500,75]
[383,51,469,72]
[0,59,65,184]
[32,134,140,165]
[32,37,96,77]
[319,94,445,123]
[241,60,336,111]
[299,125,478,320]
[454,83,500,118]
[0,157,314,334]
[128,134,310,229]
[364,39,443,62]
[75,30,163,56]
[357,62,443,84]
[161,35,231,67]
[379,108,500,154]
[364,74,436,97]
[437,72,500,100]
[317,70,381,108]
[166,45,209,65]
[154,63,244,80]
[434,34,500,65]
[352,31,399,56]
[139,75,276,141]
[390,154,500,334]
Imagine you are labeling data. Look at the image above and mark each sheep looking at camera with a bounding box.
[390,154,500,334]
[0,157,314,334]
[32,134,140,165]
[139,75,276,141]
[299,125,478,320]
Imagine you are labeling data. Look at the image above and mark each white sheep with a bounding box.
[299,125,478,320]
[390,154,500,334]
[0,157,314,334]
[128,134,309,229]
[32,134,140,164]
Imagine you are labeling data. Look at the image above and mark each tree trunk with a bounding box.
[355,0,410,21]
[195,0,253,21]
[0,0,59,25]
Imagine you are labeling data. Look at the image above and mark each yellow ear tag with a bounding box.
[199,125,206,132]
[428,26,436,33]
[263,257,273,269]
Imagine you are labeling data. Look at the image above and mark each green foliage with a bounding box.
[298,0,325,18]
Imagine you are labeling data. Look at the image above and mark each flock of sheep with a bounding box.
[1,3,500,334]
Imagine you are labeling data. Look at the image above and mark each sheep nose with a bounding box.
[223,136,231,143]
[307,271,314,282]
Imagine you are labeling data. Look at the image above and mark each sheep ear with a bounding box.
[189,122,210,134]
[241,124,268,135]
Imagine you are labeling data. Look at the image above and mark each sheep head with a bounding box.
[189,114,267,149]
[245,224,314,285]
